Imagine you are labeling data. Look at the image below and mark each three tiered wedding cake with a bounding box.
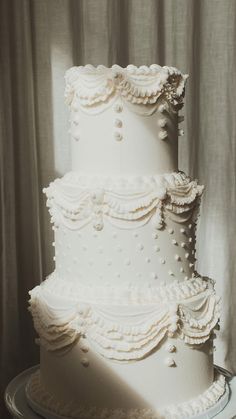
[26,64,228,418]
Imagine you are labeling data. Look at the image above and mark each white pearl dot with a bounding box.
[164,357,176,367]
[151,272,158,279]
[188,224,192,229]
[165,343,176,353]
[185,253,189,259]
[168,270,174,276]
[174,254,180,261]
[81,358,89,367]
[115,118,122,128]
[80,342,89,353]
[189,237,193,243]
[154,245,160,252]
[172,239,177,245]
[137,243,144,251]
[114,104,123,113]
[180,228,186,234]
[168,228,174,234]
[180,242,186,248]
[158,118,167,128]
[145,257,151,263]
[152,232,158,239]
[159,258,165,265]
[114,131,123,141]
[180,267,184,273]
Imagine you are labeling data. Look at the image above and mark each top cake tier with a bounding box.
[65,64,188,175]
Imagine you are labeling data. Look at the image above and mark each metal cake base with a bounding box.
[5,365,235,419]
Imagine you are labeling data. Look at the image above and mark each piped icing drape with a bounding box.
[1,0,236,417]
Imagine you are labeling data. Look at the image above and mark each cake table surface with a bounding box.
[5,365,236,419]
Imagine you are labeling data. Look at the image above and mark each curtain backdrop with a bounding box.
[1,0,236,417]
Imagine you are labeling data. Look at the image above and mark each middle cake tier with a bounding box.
[45,170,204,288]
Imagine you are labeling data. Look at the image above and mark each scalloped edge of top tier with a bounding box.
[65,63,188,77]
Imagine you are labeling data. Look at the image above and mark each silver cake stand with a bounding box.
[5,365,236,419]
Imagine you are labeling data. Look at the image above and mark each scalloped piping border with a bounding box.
[26,369,227,419]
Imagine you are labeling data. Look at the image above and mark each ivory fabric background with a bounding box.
[1,0,236,417]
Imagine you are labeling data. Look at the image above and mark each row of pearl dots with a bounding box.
[69,102,80,142]
[53,224,195,283]
[164,342,177,367]
[113,102,123,142]
[79,341,179,369]
[149,224,196,280]
[79,336,90,367]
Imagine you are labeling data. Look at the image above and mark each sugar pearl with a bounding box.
[114,118,122,127]
[114,131,123,141]
[165,357,176,367]
[81,358,89,367]
[137,243,144,251]
[165,343,176,353]
[114,104,123,113]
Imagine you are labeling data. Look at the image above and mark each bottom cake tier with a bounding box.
[27,273,228,418]
[26,344,227,419]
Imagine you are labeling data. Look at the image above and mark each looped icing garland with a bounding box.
[29,273,220,360]
[44,171,204,231]
[64,64,188,113]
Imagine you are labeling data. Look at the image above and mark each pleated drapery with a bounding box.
[1,1,236,417]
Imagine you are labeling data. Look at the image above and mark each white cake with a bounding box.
[26,65,228,418]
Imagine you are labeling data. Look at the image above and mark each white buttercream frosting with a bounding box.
[44,171,203,231]
[29,272,220,360]
[64,64,188,112]
[26,369,226,419]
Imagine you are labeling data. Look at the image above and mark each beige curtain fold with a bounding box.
[1,0,236,417]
